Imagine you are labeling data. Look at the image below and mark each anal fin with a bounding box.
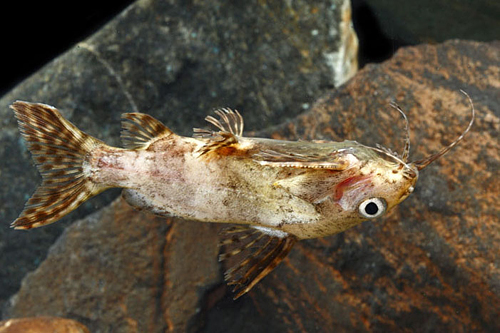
[219,225,297,299]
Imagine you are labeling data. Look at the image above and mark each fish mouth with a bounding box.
[403,163,419,180]
[398,184,415,203]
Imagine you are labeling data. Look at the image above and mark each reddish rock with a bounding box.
[0,317,89,333]
[4,40,500,332]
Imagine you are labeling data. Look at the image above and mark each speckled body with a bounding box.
[85,134,417,239]
[9,100,473,298]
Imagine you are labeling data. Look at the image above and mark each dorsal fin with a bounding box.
[196,131,240,157]
[194,108,245,157]
[219,225,297,299]
[202,108,244,136]
[121,113,173,149]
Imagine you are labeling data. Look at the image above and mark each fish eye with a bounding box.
[358,198,387,219]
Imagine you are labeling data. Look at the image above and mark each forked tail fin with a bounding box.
[11,101,107,229]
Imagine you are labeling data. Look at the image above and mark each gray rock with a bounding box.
[0,0,357,312]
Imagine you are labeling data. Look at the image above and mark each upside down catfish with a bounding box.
[9,92,474,298]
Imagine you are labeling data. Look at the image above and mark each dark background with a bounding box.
[2,0,499,97]
[0,1,135,97]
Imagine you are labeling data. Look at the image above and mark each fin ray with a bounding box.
[251,139,352,170]
[195,108,245,157]
[253,149,350,169]
[121,113,173,149]
[202,108,244,136]
[10,101,107,229]
[219,225,297,299]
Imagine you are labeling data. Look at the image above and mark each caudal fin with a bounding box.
[11,101,106,229]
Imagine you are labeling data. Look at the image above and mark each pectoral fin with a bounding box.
[252,142,352,170]
[219,225,297,299]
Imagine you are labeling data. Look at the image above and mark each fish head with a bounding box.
[357,90,475,220]
[324,90,474,233]
[333,155,419,224]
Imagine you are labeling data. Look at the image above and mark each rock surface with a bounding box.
[4,40,500,331]
[0,0,357,311]
[4,199,221,332]
[0,316,89,333]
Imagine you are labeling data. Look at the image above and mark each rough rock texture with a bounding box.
[362,0,500,44]
[0,316,89,333]
[4,199,221,332]
[4,40,500,332]
[0,0,357,311]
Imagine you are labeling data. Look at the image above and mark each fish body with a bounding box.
[9,96,474,298]
[86,135,416,240]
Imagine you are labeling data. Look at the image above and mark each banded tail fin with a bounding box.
[11,101,106,229]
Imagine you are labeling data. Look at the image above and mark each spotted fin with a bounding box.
[194,108,244,157]
[219,225,297,299]
[10,102,108,229]
[121,113,173,149]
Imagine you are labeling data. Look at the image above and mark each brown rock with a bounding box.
[5,40,500,332]
[4,199,221,332]
[0,317,89,333]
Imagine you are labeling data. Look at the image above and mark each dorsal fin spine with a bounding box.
[194,108,246,157]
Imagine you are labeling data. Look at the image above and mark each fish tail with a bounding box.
[10,101,108,229]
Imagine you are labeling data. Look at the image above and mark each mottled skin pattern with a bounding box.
[85,134,417,240]
[8,102,426,238]
[9,99,472,299]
